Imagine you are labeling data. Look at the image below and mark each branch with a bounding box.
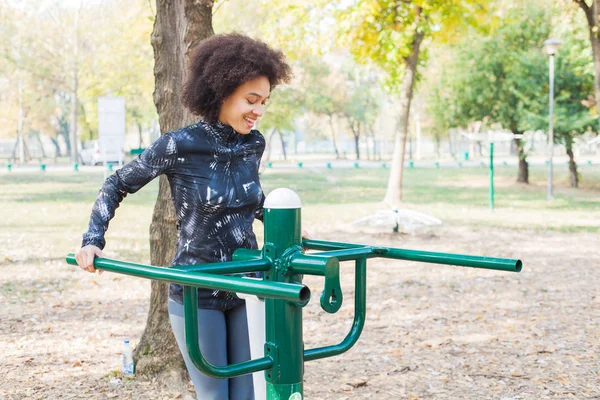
[574,0,591,13]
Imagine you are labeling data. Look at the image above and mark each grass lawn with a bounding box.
[1,164,599,399]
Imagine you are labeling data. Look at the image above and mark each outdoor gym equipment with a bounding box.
[66,188,522,400]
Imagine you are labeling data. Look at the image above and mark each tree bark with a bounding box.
[383,13,424,207]
[327,114,340,159]
[515,136,529,183]
[566,138,579,187]
[576,0,600,129]
[132,0,214,383]
[277,129,288,160]
[347,119,360,160]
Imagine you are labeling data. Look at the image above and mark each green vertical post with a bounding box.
[263,189,304,399]
[489,142,495,210]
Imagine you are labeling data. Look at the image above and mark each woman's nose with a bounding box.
[253,104,265,117]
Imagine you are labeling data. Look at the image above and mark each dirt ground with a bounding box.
[1,223,599,399]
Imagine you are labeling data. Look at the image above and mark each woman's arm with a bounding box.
[76,133,178,273]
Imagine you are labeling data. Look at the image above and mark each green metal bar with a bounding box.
[264,205,304,398]
[232,248,263,261]
[183,286,274,378]
[307,247,376,261]
[289,254,333,276]
[302,240,522,272]
[65,254,310,302]
[490,142,495,210]
[173,258,271,274]
[290,254,343,313]
[304,257,366,361]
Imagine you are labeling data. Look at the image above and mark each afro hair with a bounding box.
[181,33,293,123]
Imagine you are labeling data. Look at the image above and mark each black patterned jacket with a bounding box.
[82,121,265,310]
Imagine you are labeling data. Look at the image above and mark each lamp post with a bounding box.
[544,38,561,200]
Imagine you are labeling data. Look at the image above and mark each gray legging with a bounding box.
[168,300,254,400]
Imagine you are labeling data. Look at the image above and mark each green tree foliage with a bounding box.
[429,5,551,183]
[525,36,596,187]
[334,0,490,205]
[429,2,595,187]
[0,1,156,151]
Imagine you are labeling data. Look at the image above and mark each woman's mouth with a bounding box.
[244,117,255,129]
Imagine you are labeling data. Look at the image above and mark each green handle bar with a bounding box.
[65,254,310,303]
[302,239,522,272]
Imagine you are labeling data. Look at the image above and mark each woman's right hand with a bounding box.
[75,245,104,274]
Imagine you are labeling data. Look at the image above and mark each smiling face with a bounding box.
[218,76,270,134]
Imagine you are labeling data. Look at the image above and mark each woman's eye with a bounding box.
[247,100,256,105]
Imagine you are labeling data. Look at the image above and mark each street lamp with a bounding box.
[544,38,561,200]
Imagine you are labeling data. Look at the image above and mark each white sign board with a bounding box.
[98,97,126,177]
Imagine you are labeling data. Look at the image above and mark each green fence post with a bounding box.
[6,163,11,172]
[73,163,79,172]
[263,188,304,399]
[40,164,46,172]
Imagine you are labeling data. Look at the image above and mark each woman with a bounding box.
[75,33,292,400]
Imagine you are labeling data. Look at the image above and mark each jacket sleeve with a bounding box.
[254,191,265,222]
[253,131,267,223]
[81,133,178,249]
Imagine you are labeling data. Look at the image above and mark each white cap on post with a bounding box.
[264,188,302,209]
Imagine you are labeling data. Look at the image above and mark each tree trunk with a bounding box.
[34,132,47,159]
[368,125,379,161]
[576,0,600,129]
[70,7,79,164]
[353,132,360,160]
[383,15,424,207]
[133,0,214,384]
[137,121,144,148]
[264,128,276,162]
[276,129,287,160]
[348,120,360,160]
[515,136,529,183]
[328,114,340,159]
[566,138,579,188]
[16,77,27,163]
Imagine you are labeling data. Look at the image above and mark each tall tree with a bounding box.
[132,0,213,384]
[429,4,552,183]
[574,0,600,128]
[336,0,489,207]
[522,36,596,187]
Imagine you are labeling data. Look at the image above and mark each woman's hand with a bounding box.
[75,245,104,274]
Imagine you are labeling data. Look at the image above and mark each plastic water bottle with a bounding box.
[121,340,134,375]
